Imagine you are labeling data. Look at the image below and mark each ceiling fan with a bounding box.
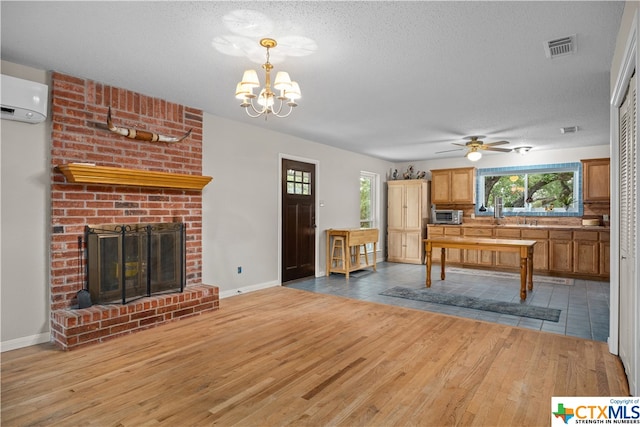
[436,135,512,161]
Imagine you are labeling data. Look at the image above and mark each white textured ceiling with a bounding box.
[0,1,624,162]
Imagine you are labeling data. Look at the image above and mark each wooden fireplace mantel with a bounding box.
[58,163,213,190]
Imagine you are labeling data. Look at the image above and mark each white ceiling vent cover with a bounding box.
[560,126,578,134]
[1,74,48,124]
[544,35,576,59]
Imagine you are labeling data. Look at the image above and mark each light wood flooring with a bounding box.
[1,286,629,426]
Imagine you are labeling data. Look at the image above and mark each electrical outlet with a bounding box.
[237,266,242,274]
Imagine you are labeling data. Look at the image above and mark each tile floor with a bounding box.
[286,262,610,342]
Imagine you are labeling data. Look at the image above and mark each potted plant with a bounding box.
[558,194,573,210]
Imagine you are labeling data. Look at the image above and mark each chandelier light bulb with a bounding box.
[257,89,275,108]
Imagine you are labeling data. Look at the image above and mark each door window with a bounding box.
[286,169,312,195]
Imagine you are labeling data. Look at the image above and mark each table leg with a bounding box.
[527,246,534,291]
[326,232,331,277]
[519,254,527,300]
[426,242,432,287]
[345,238,351,278]
[440,248,446,280]
[373,242,377,272]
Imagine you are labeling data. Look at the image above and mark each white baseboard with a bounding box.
[219,280,280,299]
[1,332,50,352]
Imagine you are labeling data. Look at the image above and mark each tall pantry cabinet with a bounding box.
[387,180,430,264]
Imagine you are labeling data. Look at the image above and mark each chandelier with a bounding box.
[235,38,301,118]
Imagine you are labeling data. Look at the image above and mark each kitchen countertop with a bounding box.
[428,223,610,230]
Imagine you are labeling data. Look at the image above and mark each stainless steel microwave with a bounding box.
[433,209,463,224]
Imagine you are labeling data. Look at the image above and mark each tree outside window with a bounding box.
[360,172,378,252]
[360,173,375,228]
[478,163,581,215]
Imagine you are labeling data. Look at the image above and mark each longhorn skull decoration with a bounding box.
[106,107,192,143]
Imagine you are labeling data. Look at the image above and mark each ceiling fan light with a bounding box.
[466,150,482,161]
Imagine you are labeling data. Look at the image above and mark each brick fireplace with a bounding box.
[49,72,218,350]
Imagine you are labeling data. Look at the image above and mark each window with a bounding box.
[360,172,377,228]
[360,171,379,252]
[286,169,312,195]
[477,163,583,216]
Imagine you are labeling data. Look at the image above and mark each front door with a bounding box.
[282,159,316,282]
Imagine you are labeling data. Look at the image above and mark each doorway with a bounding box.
[281,159,316,282]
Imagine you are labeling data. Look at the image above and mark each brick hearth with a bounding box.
[51,286,217,349]
[50,72,218,350]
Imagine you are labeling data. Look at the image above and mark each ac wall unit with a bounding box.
[0,74,48,123]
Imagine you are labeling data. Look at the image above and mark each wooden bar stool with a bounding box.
[331,236,347,269]
[350,245,368,267]
[360,245,369,267]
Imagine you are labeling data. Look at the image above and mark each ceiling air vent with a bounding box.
[544,35,576,59]
[560,126,578,134]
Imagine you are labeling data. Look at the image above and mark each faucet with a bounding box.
[516,211,527,225]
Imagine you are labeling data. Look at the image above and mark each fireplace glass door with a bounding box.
[87,223,185,304]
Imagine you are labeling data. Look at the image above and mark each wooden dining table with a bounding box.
[424,237,536,300]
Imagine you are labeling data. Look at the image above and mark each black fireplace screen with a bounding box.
[86,223,186,304]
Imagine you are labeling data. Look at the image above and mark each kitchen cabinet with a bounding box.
[426,224,609,279]
[521,228,549,271]
[431,167,476,204]
[443,227,463,262]
[549,230,573,273]
[387,180,429,264]
[600,231,610,276]
[427,225,443,263]
[463,228,494,266]
[494,228,521,268]
[388,231,424,264]
[428,226,462,263]
[573,230,600,275]
[387,231,423,264]
[582,158,610,202]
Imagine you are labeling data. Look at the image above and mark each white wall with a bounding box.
[202,114,393,297]
[0,61,51,350]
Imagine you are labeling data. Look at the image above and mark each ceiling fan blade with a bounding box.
[484,140,510,146]
[435,148,464,154]
[483,147,513,152]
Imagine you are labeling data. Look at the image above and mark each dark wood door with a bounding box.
[282,159,316,282]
